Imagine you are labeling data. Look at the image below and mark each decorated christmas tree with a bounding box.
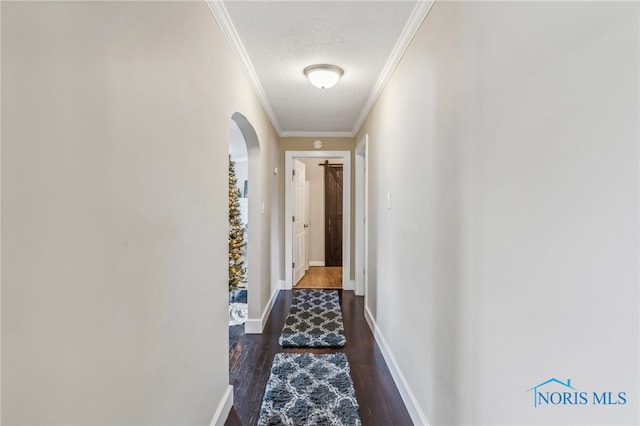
[229,156,247,292]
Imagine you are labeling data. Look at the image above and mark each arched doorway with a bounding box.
[228,119,249,333]
[228,113,262,341]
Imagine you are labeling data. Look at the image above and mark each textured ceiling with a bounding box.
[215,1,431,136]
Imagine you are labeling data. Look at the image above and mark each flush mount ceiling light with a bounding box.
[304,64,344,89]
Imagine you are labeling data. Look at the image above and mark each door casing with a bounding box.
[284,150,351,290]
[292,159,308,285]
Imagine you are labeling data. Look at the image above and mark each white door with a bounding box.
[292,159,307,285]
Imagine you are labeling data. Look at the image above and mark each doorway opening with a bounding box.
[285,151,351,291]
[228,112,262,347]
[228,118,249,348]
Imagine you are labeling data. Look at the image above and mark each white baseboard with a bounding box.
[244,319,262,335]
[210,385,233,426]
[245,282,281,334]
[343,280,355,291]
[364,306,430,426]
[355,280,364,296]
[283,278,293,290]
[309,261,325,267]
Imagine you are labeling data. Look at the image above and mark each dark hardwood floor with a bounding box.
[225,290,413,426]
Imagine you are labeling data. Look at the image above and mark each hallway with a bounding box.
[2,2,637,425]
[226,290,412,425]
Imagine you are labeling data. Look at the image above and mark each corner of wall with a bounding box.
[245,281,282,334]
[209,385,233,426]
[364,307,430,426]
[282,279,292,291]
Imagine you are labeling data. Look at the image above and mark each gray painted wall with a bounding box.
[357,1,638,425]
[2,2,280,424]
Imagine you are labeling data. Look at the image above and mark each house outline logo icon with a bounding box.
[526,378,577,407]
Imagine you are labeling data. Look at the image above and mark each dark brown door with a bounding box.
[324,164,343,267]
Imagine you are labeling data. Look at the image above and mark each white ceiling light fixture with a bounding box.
[304,64,344,89]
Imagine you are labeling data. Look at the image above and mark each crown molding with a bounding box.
[351,0,435,136]
[206,1,283,135]
[279,131,354,139]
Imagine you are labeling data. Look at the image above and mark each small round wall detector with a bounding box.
[313,139,323,149]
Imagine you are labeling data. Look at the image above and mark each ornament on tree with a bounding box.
[229,156,247,292]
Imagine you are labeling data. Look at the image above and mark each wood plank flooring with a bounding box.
[294,266,342,289]
[225,290,413,426]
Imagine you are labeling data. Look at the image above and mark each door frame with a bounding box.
[355,134,368,296]
[292,159,308,285]
[285,150,351,290]
[230,113,263,334]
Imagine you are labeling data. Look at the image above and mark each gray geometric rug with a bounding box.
[258,352,361,426]
[278,289,346,347]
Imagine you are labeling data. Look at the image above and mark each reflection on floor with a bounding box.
[229,288,247,304]
[229,289,247,350]
[294,266,342,289]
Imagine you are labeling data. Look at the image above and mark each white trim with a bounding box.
[285,151,351,290]
[309,261,325,267]
[355,134,369,297]
[245,283,281,334]
[352,0,435,135]
[343,280,355,291]
[207,0,435,138]
[0,2,3,420]
[280,131,354,138]
[206,1,282,135]
[209,385,234,426]
[280,279,291,291]
[244,320,261,335]
[364,307,430,426]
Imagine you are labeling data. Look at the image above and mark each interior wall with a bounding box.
[2,2,280,424]
[357,1,638,425]
[278,138,355,280]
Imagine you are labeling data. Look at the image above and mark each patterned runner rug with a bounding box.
[278,289,346,347]
[258,352,361,426]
